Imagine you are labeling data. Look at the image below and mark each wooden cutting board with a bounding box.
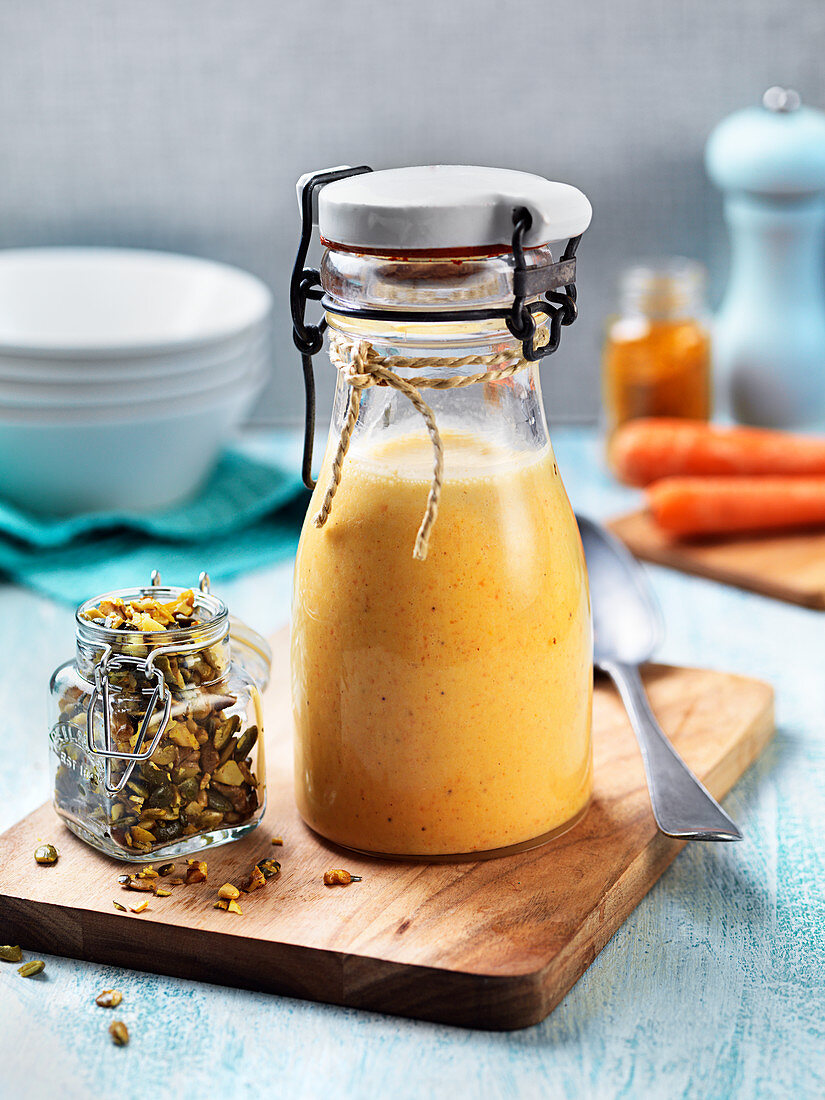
[610,508,825,610]
[0,629,774,1030]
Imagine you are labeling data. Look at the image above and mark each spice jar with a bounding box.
[602,259,711,441]
[49,574,269,861]
[290,165,594,860]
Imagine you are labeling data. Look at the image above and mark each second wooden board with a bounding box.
[610,508,825,610]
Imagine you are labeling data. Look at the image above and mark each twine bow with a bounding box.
[313,334,534,560]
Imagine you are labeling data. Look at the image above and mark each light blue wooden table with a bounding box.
[1,428,822,1100]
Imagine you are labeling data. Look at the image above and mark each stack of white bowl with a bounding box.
[0,248,273,515]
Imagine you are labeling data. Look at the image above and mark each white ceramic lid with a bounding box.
[304,165,592,251]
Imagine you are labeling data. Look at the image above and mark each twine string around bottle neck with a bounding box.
[313,332,539,560]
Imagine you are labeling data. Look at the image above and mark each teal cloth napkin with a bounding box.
[0,435,310,604]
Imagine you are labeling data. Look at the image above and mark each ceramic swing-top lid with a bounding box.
[300,165,592,252]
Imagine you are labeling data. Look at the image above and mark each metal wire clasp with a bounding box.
[290,165,373,490]
[86,650,172,795]
[290,170,582,491]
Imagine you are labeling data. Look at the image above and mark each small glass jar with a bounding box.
[602,258,712,441]
[49,578,269,862]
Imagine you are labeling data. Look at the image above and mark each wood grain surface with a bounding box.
[609,508,825,610]
[0,629,774,1030]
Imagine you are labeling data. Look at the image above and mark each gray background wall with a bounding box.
[1,1,823,425]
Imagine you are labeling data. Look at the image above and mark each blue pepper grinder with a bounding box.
[706,87,825,428]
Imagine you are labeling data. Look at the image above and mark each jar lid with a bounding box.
[307,165,592,251]
[705,88,825,196]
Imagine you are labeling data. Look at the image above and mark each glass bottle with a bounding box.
[290,167,594,860]
[49,578,268,861]
[602,258,711,441]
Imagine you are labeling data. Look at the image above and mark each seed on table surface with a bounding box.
[112,900,128,913]
[130,900,149,914]
[18,960,45,977]
[256,858,280,881]
[109,1020,129,1046]
[154,888,172,898]
[184,861,207,885]
[0,945,23,963]
[95,989,122,1008]
[34,844,59,865]
[157,863,176,877]
[214,898,243,914]
[125,879,156,893]
[271,836,283,846]
[242,865,267,893]
[218,883,240,900]
[323,869,362,886]
[136,866,158,879]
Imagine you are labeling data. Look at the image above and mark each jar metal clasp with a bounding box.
[86,647,173,795]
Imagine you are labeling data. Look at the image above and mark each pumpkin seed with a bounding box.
[157,863,176,877]
[206,789,233,813]
[109,1020,129,1046]
[256,858,280,881]
[323,869,361,886]
[0,945,22,962]
[234,725,258,761]
[18,960,45,977]
[113,900,128,912]
[95,989,122,1008]
[218,883,240,900]
[34,843,59,865]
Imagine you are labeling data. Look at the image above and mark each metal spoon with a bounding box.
[577,515,742,841]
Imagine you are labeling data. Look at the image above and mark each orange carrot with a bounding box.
[646,476,825,537]
[610,418,825,486]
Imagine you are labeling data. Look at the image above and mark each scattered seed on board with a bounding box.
[109,1020,129,1046]
[34,844,59,865]
[18,960,45,977]
[214,898,243,914]
[112,900,128,913]
[95,989,122,1008]
[184,860,207,885]
[218,883,240,900]
[323,869,362,886]
[0,945,23,963]
[271,836,283,846]
[130,900,149,914]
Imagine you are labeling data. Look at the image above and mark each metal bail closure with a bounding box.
[86,651,172,795]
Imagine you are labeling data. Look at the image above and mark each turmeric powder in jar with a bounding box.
[602,260,711,445]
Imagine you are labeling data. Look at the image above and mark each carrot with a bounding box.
[610,418,825,486]
[646,476,825,537]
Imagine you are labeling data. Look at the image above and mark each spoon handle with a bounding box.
[602,660,743,841]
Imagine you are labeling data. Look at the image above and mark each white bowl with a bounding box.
[0,371,268,514]
[0,333,271,408]
[0,321,269,383]
[0,353,270,423]
[0,247,273,356]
